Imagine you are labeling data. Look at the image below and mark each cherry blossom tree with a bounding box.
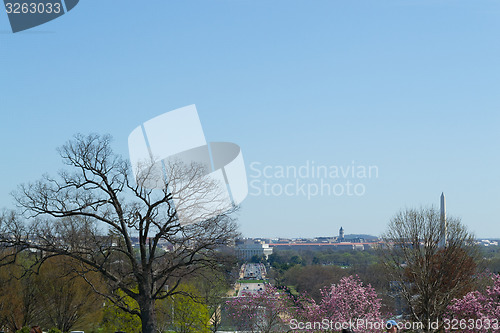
[302,275,383,333]
[227,276,384,333]
[447,274,500,333]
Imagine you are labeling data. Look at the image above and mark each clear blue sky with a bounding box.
[1,0,499,238]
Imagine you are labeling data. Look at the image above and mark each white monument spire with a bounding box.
[439,192,447,248]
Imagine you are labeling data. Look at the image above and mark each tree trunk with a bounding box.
[139,297,156,333]
[138,274,157,333]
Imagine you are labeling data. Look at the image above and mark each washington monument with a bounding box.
[439,192,447,248]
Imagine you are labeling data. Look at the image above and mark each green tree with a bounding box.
[156,284,210,333]
[100,291,141,333]
[193,271,232,333]
[283,265,346,301]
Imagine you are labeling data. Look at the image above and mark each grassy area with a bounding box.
[287,285,299,296]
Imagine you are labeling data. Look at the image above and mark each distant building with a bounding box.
[316,236,337,243]
[269,241,382,251]
[337,243,364,251]
[236,239,273,260]
[338,226,345,242]
[478,239,499,246]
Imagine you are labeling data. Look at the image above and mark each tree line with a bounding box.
[0,250,234,333]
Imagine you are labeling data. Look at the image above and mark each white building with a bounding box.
[236,239,273,260]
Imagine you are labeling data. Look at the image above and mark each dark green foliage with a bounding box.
[14,328,29,333]
[46,328,62,333]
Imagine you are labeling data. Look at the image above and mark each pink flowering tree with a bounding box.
[447,274,500,332]
[227,276,385,333]
[295,275,384,333]
[226,284,293,333]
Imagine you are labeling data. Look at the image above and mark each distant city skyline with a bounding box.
[1,0,499,239]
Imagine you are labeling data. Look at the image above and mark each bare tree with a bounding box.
[380,207,480,333]
[0,134,239,333]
